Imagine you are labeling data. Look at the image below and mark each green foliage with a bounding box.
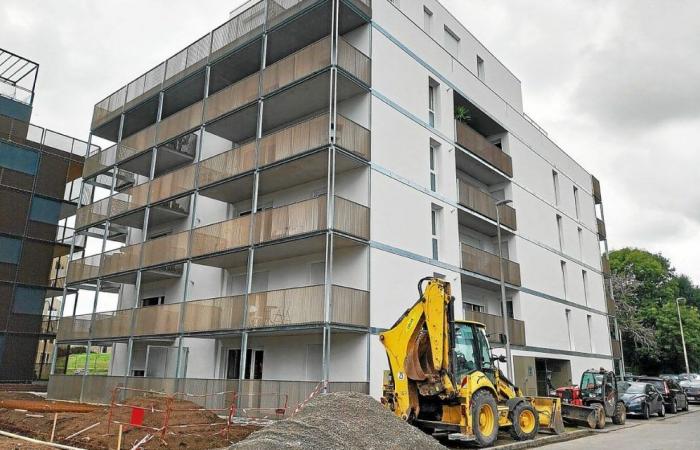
[609,248,676,306]
[454,105,472,123]
[648,301,700,373]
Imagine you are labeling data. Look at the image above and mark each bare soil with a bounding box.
[0,393,260,449]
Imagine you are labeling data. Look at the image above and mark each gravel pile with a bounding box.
[231,391,446,449]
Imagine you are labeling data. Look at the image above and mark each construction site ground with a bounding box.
[0,392,260,449]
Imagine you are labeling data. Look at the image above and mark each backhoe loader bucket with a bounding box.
[528,397,565,435]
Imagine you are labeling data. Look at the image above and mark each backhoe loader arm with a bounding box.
[379,278,456,420]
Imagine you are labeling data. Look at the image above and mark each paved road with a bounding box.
[544,409,700,450]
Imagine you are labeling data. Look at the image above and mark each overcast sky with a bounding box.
[2,0,698,282]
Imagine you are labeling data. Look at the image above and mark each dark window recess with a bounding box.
[12,286,45,315]
[132,370,145,377]
[0,142,39,175]
[500,300,514,319]
[29,197,63,224]
[141,296,165,307]
[227,349,263,380]
[0,236,22,264]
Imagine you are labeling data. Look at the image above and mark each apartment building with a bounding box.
[0,48,89,382]
[48,0,620,406]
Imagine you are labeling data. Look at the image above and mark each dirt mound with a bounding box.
[231,392,446,450]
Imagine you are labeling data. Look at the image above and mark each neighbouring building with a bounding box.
[0,48,91,382]
[48,0,620,406]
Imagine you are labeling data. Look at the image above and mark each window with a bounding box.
[560,261,568,298]
[0,142,39,175]
[13,286,45,315]
[429,142,438,192]
[428,80,438,127]
[565,309,575,351]
[573,186,580,220]
[30,197,63,225]
[141,296,165,307]
[423,6,433,33]
[464,302,484,313]
[587,315,595,353]
[556,215,564,251]
[444,25,460,56]
[582,270,589,305]
[500,300,514,319]
[552,170,560,205]
[0,236,22,264]
[477,55,485,81]
[226,349,264,380]
[577,227,583,257]
[431,205,441,260]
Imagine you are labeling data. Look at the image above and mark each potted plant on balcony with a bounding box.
[454,105,472,123]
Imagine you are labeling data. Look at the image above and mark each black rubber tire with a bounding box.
[593,403,606,429]
[684,398,690,411]
[471,390,499,447]
[509,402,540,441]
[642,404,650,420]
[659,403,666,417]
[612,401,626,425]
[669,400,677,414]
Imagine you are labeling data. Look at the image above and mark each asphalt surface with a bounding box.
[543,406,700,450]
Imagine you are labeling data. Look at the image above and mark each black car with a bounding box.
[638,376,689,413]
[621,382,665,419]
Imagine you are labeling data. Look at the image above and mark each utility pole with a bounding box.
[496,199,513,379]
[676,297,690,374]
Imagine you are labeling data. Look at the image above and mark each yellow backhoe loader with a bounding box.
[380,277,564,446]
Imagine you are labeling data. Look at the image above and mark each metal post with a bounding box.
[676,297,691,374]
[495,200,513,379]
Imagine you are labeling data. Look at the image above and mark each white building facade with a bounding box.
[49,0,619,406]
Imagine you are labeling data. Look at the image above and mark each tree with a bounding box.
[649,301,700,373]
[609,248,676,306]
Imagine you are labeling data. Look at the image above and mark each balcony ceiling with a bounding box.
[454,94,506,137]
[209,38,263,95]
[206,104,258,143]
[198,172,254,204]
[192,247,248,269]
[266,1,332,65]
[161,70,206,120]
[122,96,159,138]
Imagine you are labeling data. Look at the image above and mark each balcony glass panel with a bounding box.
[246,285,324,327]
[75,197,110,229]
[258,113,329,166]
[66,254,101,284]
[149,164,196,204]
[91,309,133,339]
[198,141,256,187]
[455,121,513,177]
[56,314,92,341]
[458,181,517,230]
[110,182,150,217]
[204,73,260,122]
[335,114,370,160]
[331,286,369,326]
[142,231,190,268]
[337,38,370,85]
[461,243,521,286]
[100,243,143,277]
[333,197,369,240]
[132,303,181,336]
[463,310,526,346]
[262,37,331,95]
[183,295,245,332]
[191,215,251,258]
[254,196,327,243]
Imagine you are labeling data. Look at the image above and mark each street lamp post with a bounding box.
[676,297,691,375]
[496,199,513,379]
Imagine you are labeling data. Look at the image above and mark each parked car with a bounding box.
[621,382,665,419]
[660,374,680,382]
[679,373,700,388]
[637,376,689,413]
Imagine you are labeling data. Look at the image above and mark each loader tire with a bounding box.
[593,403,606,429]
[612,401,626,425]
[471,390,499,447]
[509,402,539,441]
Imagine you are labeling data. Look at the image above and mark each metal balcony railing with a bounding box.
[190,215,252,257]
[457,180,517,230]
[461,243,521,286]
[611,339,622,359]
[198,141,256,187]
[597,218,607,241]
[592,175,602,204]
[463,310,526,346]
[0,113,96,158]
[455,120,513,177]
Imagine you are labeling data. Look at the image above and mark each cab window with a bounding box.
[454,324,477,382]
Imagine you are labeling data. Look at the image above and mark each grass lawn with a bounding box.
[56,352,111,375]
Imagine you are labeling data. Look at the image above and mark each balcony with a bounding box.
[56,314,91,341]
[606,289,616,315]
[601,255,611,276]
[592,175,602,205]
[262,37,331,95]
[458,180,517,230]
[597,218,607,241]
[66,254,101,284]
[75,198,110,229]
[183,295,246,333]
[205,73,260,122]
[455,120,512,177]
[109,182,150,217]
[190,215,251,258]
[92,309,132,339]
[142,231,190,268]
[149,164,196,204]
[461,243,521,286]
[100,243,142,277]
[133,303,181,336]
[463,310,526,346]
[611,339,622,359]
[198,142,256,187]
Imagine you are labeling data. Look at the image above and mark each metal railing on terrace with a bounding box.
[457,180,517,230]
[0,48,38,105]
[91,0,371,132]
[455,120,512,177]
[0,114,97,158]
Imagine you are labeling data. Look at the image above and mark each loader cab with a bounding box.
[453,321,494,384]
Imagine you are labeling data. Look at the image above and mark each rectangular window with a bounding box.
[573,186,580,220]
[500,300,514,319]
[587,315,595,353]
[464,302,484,313]
[582,270,589,305]
[30,197,63,225]
[429,143,438,192]
[431,206,441,260]
[227,349,264,380]
[0,236,22,264]
[566,309,575,351]
[141,296,165,307]
[556,215,564,251]
[0,142,39,175]
[560,261,568,298]
[13,286,46,315]
[444,25,460,56]
[477,55,485,81]
[428,81,437,127]
[423,6,433,33]
[577,227,583,257]
[552,170,560,205]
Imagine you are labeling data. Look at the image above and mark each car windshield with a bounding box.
[624,383,646,394]
[639,379,665,391]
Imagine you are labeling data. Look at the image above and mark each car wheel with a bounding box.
[670,400,677,414]
[659,403,666,417]
[643,404,650,420]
